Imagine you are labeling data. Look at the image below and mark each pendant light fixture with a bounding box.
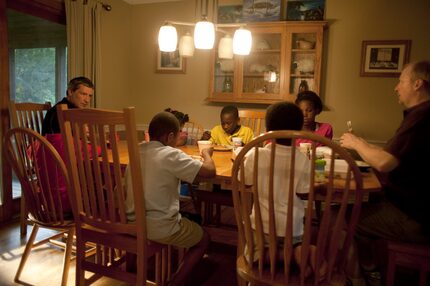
[233,27,252,55]
[179,32,195,57]
[157,0,252,57]
[158,24,177,52]
[218,34,233,59]
[194,18,215,49]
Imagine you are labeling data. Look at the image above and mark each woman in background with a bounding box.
[165,108,189,146]
[295,91,333,146]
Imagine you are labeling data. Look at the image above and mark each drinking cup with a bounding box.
[197,140,213,154]
[232,137,243,150]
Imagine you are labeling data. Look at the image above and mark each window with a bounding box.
[8,9,67,105]
[7,9,67,199]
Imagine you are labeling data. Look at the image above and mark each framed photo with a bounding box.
[156,50,186,74]
[286,0,324,21]
[218,5,243,23]
[360,40,411,77]
[242,0,281,22]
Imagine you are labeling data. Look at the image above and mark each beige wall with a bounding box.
[99,0,430,143]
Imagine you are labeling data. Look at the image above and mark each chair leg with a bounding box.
[419,268,427,286]
[385,251,396,286]
[14,224,39,282]
[75,235,86,286]
[61,228,75,286]
[20,196,28,237]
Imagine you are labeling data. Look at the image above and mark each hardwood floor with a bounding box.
[0,210,238,286]
[0,208,424,286]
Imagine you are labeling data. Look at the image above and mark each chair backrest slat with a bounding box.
[9,101,52,133]
[239,110,266,137]
[183,120,205,144]
[232,130,363,285]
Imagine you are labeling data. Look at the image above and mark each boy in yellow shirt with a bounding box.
[202,105,254,145]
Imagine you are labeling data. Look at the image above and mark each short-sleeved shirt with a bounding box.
[295,122,333,146]
[125,141,203,240]
[42,97,77,135]
[384,100,430,231]
[243,143,311,237]
[210,125,254,146]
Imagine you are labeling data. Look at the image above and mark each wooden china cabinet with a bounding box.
[208,21,327,104]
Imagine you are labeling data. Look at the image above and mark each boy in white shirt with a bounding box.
[243,102,324,277]
[125,111,216,285]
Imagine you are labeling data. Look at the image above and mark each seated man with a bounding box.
[39,76,94,214]
[42,76,94,135]
[340,61,430,285]
[125,111,216,286]
[202,105,254,146]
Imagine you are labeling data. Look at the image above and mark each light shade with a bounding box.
[194,20,215,49]
[179,32,195,57]
[233,28,252,55]
[218,35,233,59]
[158,24,177,52]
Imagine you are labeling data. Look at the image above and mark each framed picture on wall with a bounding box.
[360,40,411,77]
[218,5,243,23]
[242,0,281,22]
[155,50,186,74]
[286,0,324,21]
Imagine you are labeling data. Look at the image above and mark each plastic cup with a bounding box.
[232,137,243,150]
[197,140,213,154]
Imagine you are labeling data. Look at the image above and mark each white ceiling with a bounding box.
[123,0,182,4]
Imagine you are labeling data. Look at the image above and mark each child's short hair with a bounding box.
[220,105,239,119]
[295,91,323,114]
[164,108,189,126]
[266,101,304,132]
[148,112,180,140]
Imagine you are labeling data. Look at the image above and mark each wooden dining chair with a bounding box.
[183,120,205,144]
[231,130,364,285]
[9,100,52,236]
[239,109,266,137]
[386,241,430,286]
[57,105,170,286]
[3,127,74,286]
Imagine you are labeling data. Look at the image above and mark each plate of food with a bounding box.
[213,145,233,151]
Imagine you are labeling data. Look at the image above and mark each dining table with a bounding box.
[114,141,382,196]
[113,140,381,225]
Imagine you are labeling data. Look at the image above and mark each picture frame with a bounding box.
[242,0,281,22]
[360,40,411,77]
[217,5,243,24]
[286,0,324,21]
[156,50,186,74]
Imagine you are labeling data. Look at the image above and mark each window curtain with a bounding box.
[65,0,102,107]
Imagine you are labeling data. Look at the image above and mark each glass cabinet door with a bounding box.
[289,32,317,95]
[242,32,282,97]
[213,56,235,94]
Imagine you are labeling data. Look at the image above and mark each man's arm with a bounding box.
[340,133,398,172]
[197,147,216,177]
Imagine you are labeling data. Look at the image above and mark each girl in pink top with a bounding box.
[295,91,333,146]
